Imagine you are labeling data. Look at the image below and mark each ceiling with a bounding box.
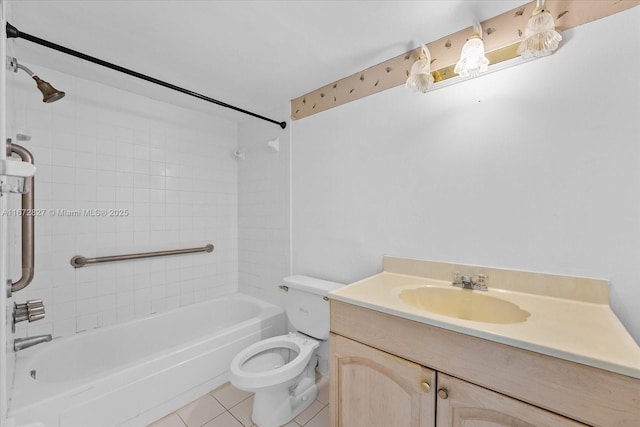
[8,1,527,124]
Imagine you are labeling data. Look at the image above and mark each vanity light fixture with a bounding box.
[454,23,489,78]
[293,0,635,120]
[517,0,562,58]
[405,45,434,93]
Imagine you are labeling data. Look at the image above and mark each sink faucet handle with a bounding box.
[452,271,463,286]
[474,274,489,290]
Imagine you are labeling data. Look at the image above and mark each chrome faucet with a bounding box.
[452,272,488,291]
[14,334,52,351]
[12,300,46,332]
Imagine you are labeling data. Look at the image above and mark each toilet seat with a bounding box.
[229,333,319,391]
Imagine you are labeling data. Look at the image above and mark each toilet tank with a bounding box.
[283,275,343,340]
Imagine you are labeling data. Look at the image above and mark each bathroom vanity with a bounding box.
[328,257,640,427]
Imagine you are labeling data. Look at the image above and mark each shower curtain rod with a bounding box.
[6,22,287,129]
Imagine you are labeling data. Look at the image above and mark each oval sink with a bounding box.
[398,286,530,324]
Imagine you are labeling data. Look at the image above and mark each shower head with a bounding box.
[9,57,65,103]
[33,76,65,103]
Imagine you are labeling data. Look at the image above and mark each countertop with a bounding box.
[329,271,640,379]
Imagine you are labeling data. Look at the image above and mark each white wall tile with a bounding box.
[8,63,239,340]
[76,314,98,332]
[237,106,291,308]
[76,298,98,316]
[98,309,117,328]
[53,318,76,337]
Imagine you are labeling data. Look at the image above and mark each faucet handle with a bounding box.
[13,300,46,332]
[29,312,45,322]
[15,299,43,311]
[452,271,463,286]
[474,274,488,291]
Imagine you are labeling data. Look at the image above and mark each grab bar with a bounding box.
[7,139,35,295]
[70,244,214,268]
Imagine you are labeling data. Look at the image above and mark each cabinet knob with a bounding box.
[437,388,449,399]
[420,381,431,393]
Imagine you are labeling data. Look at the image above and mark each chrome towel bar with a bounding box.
[70,244,214,268]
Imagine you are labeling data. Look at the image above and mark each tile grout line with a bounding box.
[211,392,252,427]
[175,412,188,427]
[227,409,246,427]
[149,383,329,427]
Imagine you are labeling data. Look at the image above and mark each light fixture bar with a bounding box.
[291,0,639,120]
[6,23,287,129]
[428,44,537,92]
[435,43,522,83]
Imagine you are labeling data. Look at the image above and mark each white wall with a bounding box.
[292,8,640,342]
[237,106,291,307]
[7,64,239,341]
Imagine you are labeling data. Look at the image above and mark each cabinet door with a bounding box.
[330,333,436,427]
[436,373,587,427]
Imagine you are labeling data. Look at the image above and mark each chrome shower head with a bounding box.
[9,57,65,103]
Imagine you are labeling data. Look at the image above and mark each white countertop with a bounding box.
[329,271,640,379]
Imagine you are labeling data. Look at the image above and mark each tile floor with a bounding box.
[147,375,329,427]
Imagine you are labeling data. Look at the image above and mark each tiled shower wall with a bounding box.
[7,63,239,340]
[237,107,290,308]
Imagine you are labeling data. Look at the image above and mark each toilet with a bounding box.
[229,275,343,427]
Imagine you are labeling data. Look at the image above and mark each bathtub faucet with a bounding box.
[14,334,52,351]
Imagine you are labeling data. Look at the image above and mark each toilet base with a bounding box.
[252,383,317,427]
[252,356,319,427]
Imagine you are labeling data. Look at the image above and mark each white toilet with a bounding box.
[229,275,343,427]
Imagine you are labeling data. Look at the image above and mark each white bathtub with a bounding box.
[9,293,286,427]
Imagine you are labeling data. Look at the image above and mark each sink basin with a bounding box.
[398,286,530,324]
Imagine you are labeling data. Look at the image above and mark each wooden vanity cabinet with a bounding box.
[330,300,640,427]
[331,333,584,427]
[436,373,585,427]
[331,334,436,427]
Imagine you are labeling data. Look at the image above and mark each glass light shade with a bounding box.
[517,8,562,58]
[405,57,434,93]
[454,36,489,78]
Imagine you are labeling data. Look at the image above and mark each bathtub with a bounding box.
[9,293,286,427]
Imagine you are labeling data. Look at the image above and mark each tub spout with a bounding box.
[14,334,52,351]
